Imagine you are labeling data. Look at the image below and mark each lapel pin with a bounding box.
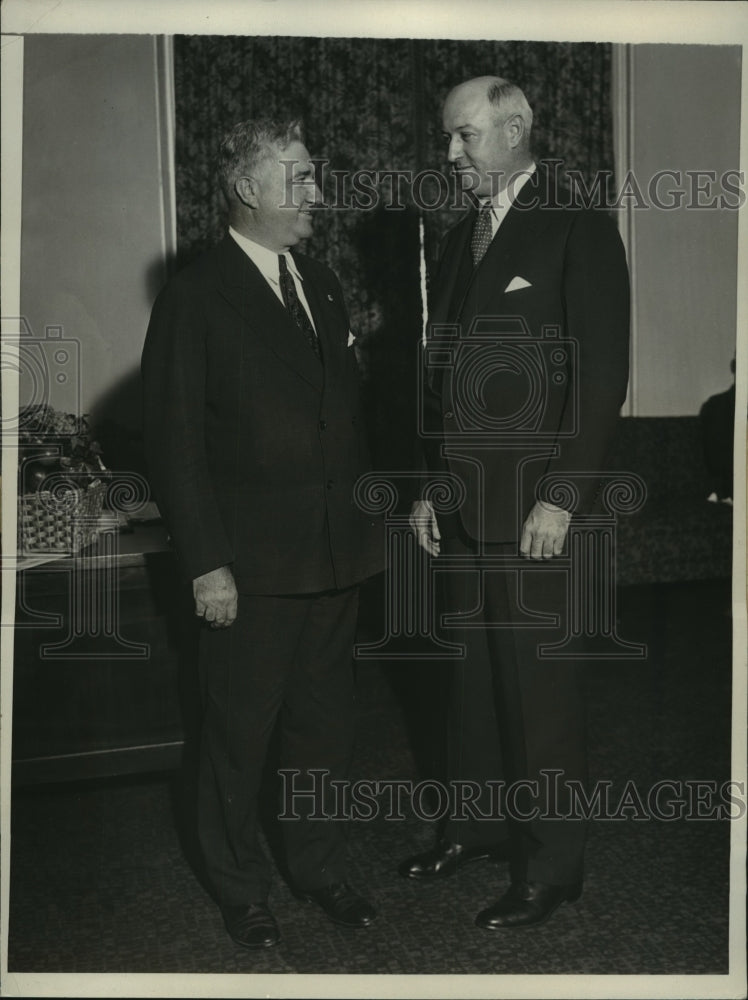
[327,293,334,302]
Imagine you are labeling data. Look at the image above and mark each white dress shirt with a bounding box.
[484,162,536,238]
[229,227,317,331]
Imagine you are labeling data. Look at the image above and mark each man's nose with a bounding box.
[300,180,321,206]
[447,136,463,162]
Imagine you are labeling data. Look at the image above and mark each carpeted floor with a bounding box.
[7,579,734,975]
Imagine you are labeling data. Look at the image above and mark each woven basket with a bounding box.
[18,479,106,556]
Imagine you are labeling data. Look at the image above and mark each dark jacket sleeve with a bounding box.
[540,209,631,511]
[141,277,234,582]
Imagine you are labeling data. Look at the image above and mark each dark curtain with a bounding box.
[174,36,613,468]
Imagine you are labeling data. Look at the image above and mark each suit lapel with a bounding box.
[293,253,341,377]
[430,215,472,327]
[443,168,555,326]
[216,237,324,392]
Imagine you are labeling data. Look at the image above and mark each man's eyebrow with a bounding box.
[292,166,314,179]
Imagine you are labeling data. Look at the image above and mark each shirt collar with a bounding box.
[482,161,536,216]
[229,227,304,285]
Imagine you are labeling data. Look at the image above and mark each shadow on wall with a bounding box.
[90,366,146,476]
[87,254,174,474]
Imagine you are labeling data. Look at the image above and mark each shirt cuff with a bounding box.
[537,498,572,520]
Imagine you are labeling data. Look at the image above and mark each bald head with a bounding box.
[449,76,533,133]
[442,76,534,198]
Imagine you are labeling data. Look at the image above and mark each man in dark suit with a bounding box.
[142,119,383,949]
[400,77,630,928]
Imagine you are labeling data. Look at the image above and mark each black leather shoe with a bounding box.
[222,902,280,949]
[399,839,512,880]
[297,882,376,927]
[475,880,582,930]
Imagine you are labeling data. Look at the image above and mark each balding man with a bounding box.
[401,77,630,928]
[142,119,383,949]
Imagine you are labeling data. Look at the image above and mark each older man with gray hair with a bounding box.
[402,76,630,929]
[142,118,383,950]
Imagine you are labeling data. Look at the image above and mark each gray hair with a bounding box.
[486,79,533,134]
[217,118,304,202]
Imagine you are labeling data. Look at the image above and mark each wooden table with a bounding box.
[11,523,200,784]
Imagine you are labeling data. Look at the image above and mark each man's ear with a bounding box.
[504,113,526,149]
[235,175,259,209]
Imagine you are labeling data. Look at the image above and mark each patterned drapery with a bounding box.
[174,36,613,466]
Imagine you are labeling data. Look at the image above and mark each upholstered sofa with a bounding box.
[606,416,733,585]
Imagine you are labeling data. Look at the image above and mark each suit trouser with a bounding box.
[197,586,358,907]
[441,531,587,886]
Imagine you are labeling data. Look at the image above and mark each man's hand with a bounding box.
[193,565,238,628]
[520,501,571,560]
[409,499,441,556]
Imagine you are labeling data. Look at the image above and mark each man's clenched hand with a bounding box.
[193,565,238,628]
[520,501,571,560]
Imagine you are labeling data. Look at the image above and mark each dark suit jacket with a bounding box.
[141,236,384,594]
[421,165,631,543]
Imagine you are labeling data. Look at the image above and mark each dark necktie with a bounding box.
[470,201,493,267]
[278,254,321,359]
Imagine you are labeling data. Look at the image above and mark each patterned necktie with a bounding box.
[470,201,493,267]
[278,254,321,359]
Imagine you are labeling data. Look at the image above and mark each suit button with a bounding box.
[444,410,454,420]
[351,416,357,425]
[319,420,327,430]
[327,479,335,490]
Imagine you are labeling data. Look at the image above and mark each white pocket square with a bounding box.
[504,276,532,293]
[347,330,356,347]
